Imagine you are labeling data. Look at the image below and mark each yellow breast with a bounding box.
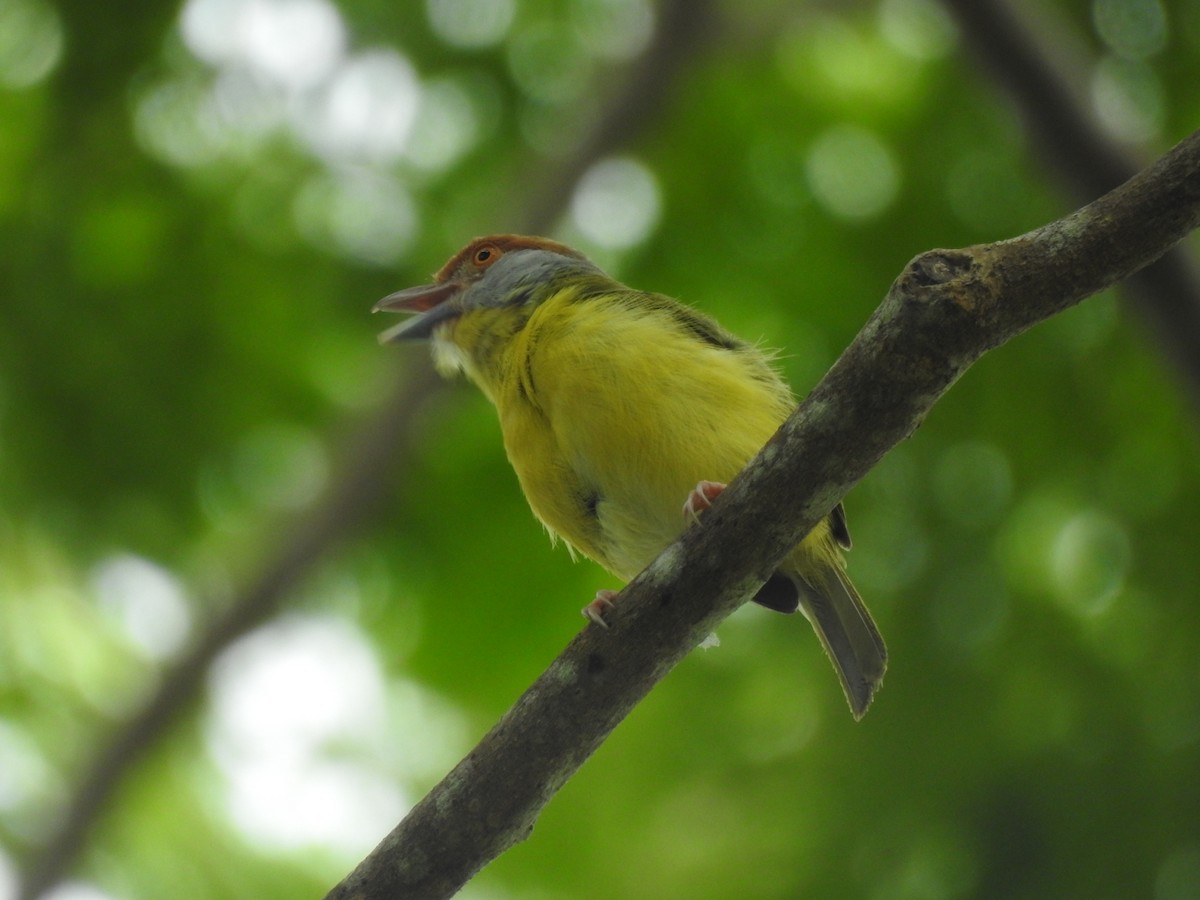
[461,287,799,580]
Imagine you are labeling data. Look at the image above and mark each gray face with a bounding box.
[462,248,601,312]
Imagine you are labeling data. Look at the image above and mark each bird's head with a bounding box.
[373,234,596,346]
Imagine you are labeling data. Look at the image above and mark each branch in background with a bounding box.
[520,0,715,233]
[17,365,442,900]
[325,129,1200,900]
[14,1,716,898]
[942,0,1200,412]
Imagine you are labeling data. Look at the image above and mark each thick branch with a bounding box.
[326,128,1200,900]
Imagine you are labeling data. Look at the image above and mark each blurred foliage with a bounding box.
[1,0,1200,898]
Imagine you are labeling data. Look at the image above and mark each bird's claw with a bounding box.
[582,589,619,628]
[682,480,727,525]
[582,483,728,624]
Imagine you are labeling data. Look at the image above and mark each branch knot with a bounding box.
[906,250,975,287]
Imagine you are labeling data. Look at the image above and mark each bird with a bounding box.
[374,234,886,719]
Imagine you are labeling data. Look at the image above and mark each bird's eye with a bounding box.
[473,245,502,267]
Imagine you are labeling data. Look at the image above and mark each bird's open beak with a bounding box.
[373,281,461,343]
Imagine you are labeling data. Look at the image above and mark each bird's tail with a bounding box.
[792,564,887,720]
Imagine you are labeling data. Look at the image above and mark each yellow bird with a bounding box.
[376,234,886,718]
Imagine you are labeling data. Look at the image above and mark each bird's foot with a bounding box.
[682,480,727,525]
[582,589,619,628]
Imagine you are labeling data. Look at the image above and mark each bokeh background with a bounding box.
[2,0,1200,898]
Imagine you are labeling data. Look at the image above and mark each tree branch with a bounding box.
[325,127,1200,900]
